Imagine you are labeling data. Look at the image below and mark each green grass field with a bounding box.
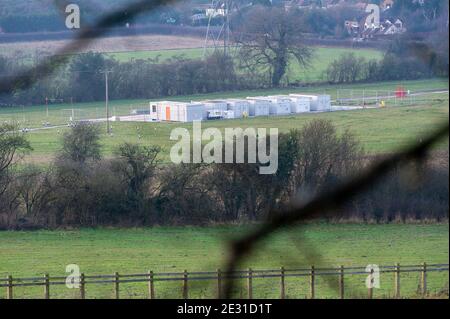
[106,46,383,83]
[0,223,448,299]
[2,78,447,163]
[4,45,381,83]
[21,100,449,163]
[0,76,448,298]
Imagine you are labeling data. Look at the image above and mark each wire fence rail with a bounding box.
[1,263,448,299]
[335,89,448,108]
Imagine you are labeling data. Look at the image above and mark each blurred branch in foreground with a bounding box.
[223,122,449,298]
[0,0,176,94]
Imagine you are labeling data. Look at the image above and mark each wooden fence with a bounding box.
[1,263,448,299]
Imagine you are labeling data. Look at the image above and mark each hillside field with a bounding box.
[0,223,448,299]
[1,79,448,163]
[2,44,382,83]
[105,46,383,83]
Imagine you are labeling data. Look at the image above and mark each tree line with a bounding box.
[1,4,447,106]
[0,119,447,230]
[1,46,444,108]
[326,35,449,84]
[0,51,247,107]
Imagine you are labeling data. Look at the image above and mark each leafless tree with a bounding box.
[15,166,54,223]
[236,5,313,87]
[0,123,31,228]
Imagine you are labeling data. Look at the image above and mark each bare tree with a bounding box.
[236,5,313,87]
[0,123,31,228]
[111,143,161,222]
[15,166,54,223]
[291,119,364,196]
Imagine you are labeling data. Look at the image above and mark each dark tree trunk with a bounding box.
[271,45,288,87]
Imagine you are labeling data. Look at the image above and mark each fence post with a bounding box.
[280,267,285,299]
[6,275,13,299]
[217,269,222,299]
[368,268,374,299]
[44,273,50,299]
[183,270,188,299]
[309,266,315,299]
[79,273,85,299]
[394,263,400,299]
[339,265,344,299]
[114,272,120,299]
[148,270,155,299]
[247,268,253,299]
[421,263,427,297]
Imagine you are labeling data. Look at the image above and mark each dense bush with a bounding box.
[326,33,449,84]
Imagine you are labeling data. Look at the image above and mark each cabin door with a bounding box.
[165,106,171,121]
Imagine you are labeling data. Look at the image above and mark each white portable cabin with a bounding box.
[225,99,250,118]
[249,96,291,115]
[223,110,235,119]
[200,100,228,120]
[268,95,310,113]
[289,94,331,112]
[151,101,204,122]
[149,101,160,121]
[245,98,270,117]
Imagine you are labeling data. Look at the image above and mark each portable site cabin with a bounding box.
[223,110,235,119]
[289,94,331,112]
[269,95,310,113]
[200,100,228,120]
[249,96,291,115]
[289,96,311,113]
[225,99,250,118]
[245,98,270,117]
[151,101,204,122]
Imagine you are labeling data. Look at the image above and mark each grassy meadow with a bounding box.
[0,45,448,299]
[1,78,447,163]
[0,223,448,299]
[3,44,382,83]
[106,46,383,83]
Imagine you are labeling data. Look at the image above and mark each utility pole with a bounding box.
[101,70,112,134]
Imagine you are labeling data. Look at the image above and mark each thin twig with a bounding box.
[0,0,176,94]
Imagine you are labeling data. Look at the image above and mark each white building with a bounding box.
[225,99,250,118]
[200,100,228,119]
[287,96,311,113]
[289,94,331,112]
[150,101,204,122]
[249,96,291,115]
[268,95,311,113]
[246,98,270,117]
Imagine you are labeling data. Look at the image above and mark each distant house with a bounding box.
[345,10,406,40]
[387,19,406,34]
[205,8,228,18]
[378,19,406,36]
[380,0,395,11]
[344,20,361,36]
